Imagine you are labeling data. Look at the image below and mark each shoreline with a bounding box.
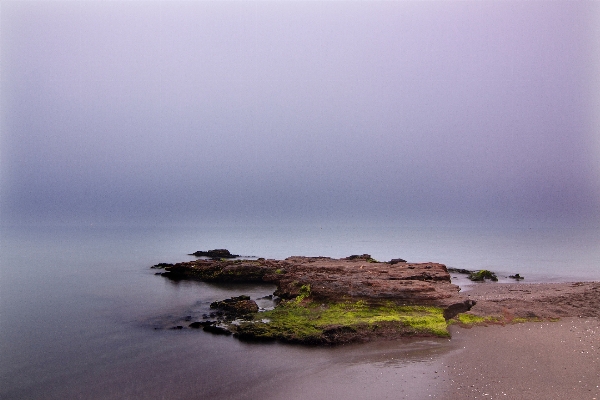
[254,313,600,399]
[153,251,599,344]
[249,315,600,400]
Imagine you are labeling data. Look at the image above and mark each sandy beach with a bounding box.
[255,320,599,400]
[439,281,600,399]
[441,317,599,399]
[259,282,600,400]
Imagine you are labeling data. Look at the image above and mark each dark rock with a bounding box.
[468,270,498,282]
[509,273,525,280]
[321,325,360,344]
[170,325,184,330]
[389,258,407,264]
[161,260,274,282]
[447,268,473,275]
[443,300,477,320]
[189,321,216,329]
[203,324,232,335]
[210,295,259,317]
[151,263,173,269]
[189,249,240,259]
[345,254,375,261]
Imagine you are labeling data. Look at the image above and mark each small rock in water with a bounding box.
[189,321,216,329]
[468,270,498,282]
[151,263,173,269]
[203,325,232,335]
[188,249,240,259]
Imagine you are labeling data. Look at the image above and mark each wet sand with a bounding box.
[259,337,454,400]
[442,317,600,399]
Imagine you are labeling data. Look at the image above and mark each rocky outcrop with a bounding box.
[152,253,600,345]
[155,253,464,307]
[152,251,480,344]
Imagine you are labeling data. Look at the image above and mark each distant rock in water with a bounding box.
[344,254,378,262]
[150,263,173,269]
[189,249,240,259]
[344,254,373,260]
[468,270,498,282]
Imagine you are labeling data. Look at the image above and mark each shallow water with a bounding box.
[1,224,598,399]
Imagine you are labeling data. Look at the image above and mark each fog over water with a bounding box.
[2,1,600,227]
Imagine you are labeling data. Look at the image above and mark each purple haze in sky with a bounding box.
[1,1,599,226]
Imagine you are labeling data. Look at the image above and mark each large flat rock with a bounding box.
[157,254,464,307]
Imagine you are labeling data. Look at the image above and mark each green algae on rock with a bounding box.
[234,299,450,344]
[468,269,498,282]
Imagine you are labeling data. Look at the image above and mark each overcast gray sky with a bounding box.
[2,1,599,226]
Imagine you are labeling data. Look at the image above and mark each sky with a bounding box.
[1,1,599,227]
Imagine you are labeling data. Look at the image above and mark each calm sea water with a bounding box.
[1,223,598,399]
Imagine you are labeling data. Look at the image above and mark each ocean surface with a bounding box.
[1,223,599,399]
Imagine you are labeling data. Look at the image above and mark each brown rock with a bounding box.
[158,255,465,307]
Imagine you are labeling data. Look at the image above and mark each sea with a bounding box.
[1,223,599,399]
